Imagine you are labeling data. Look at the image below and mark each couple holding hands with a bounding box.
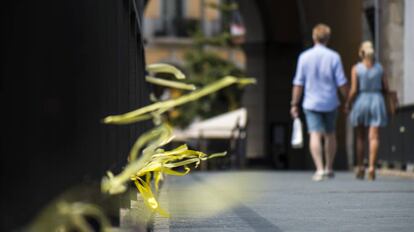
[290,24,390,181]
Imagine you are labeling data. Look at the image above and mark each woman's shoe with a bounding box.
[367,169,376,181]
[355,168,365,180]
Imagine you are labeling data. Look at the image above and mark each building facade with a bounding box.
[362,0,414,106]
[143,0,413,169]
[143,0,246,68]
[362,0,414,169]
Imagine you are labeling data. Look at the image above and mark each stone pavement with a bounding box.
[153,171,414,232]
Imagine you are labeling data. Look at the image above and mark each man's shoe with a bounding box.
[355,168,365,180]
[312,172,325,182]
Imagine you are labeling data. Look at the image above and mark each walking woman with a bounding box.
[345,41,388,180]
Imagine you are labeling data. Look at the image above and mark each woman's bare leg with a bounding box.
[356,126,367,170]
[368,127,380,172]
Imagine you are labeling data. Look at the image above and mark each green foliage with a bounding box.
[171,51,245,128]
[169,2,247,129]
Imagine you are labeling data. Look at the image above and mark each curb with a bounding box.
[378,169,414,179]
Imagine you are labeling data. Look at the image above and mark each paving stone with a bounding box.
[153,171,414,232]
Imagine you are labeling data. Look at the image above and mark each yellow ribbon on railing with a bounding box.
[146,63,186,80]
[103,76,255,125]
[145,76,196,91]
[29,201,112,232]
[128,123,173,162]
[133,177,170,217]
[101,74,254,217]
[130,146,226,217]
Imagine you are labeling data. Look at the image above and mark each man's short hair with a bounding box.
[312,24,331,44]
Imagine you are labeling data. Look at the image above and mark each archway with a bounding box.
[142,0,363,170]
[239,0,362,169]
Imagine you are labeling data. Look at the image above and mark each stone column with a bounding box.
[379,0,404,101]
[404,0,414,105]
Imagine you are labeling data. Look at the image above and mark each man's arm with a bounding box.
[290,85,303,118]
[332,54,349,112]
[291,54,305,118]
[334,54,348,99]
[339,83,349,100]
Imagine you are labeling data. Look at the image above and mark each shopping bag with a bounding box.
[291,118,303,148]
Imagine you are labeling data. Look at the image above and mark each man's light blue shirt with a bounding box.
[293,44,347,112]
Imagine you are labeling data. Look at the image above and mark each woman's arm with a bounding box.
[345,65,358,113]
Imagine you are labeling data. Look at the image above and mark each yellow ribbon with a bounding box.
[128,145,226,217]
[146,63,186,80]
[101,74,254,217]
[133,177,170,217]
[146,76,196,91]
[103,76,255,125]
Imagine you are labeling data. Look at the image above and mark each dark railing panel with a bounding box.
[1,0,149,230]
[402,109,414,163]
[378,105,414,166]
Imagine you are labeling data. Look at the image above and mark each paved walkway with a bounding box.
[154,171,414,232]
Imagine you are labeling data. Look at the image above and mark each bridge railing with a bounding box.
[378,105,414,170]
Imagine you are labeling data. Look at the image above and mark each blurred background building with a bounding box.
[361,0,414,170]
[143,0,246,68]
[1,0,413,230]
[141,0,364,169]
[142,0,413,170]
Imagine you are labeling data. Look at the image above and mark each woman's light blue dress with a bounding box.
[350,62,387,127]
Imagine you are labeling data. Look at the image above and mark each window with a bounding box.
[154,0,197,37]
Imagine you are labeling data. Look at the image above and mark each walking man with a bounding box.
[290,24,348,181]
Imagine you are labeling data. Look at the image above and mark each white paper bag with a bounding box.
[291,118,303,148]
